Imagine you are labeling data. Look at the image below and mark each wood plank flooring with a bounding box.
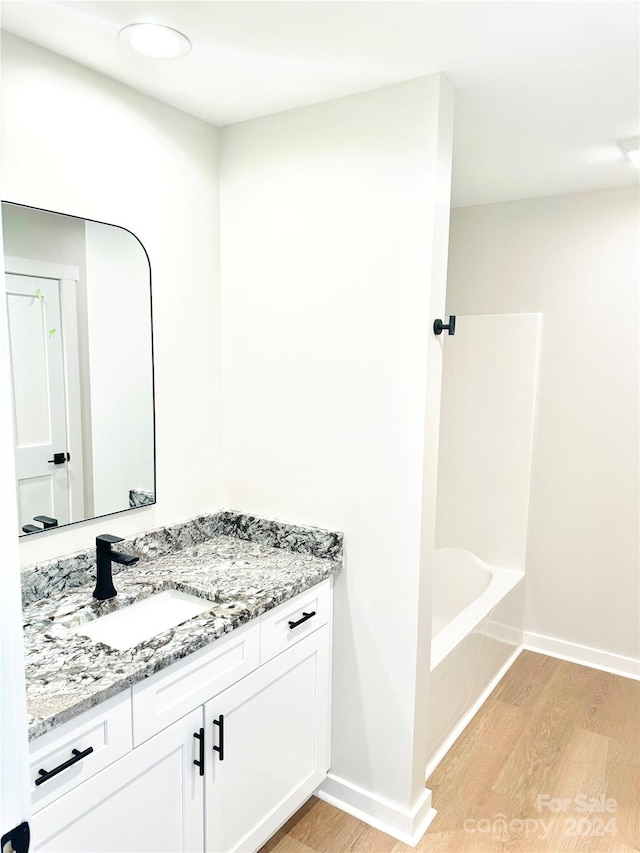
[260,651,640,853]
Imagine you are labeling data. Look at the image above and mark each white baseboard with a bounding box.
[315,773,437,847]
[424,644,523,782]
[524,632,640,681]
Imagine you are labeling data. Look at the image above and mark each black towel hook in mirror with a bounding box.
[433,315,456,336]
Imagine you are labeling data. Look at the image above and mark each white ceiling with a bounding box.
[1,1,638,207]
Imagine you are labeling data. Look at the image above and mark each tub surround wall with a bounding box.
[447,187,640,672]
[435,313,541,572]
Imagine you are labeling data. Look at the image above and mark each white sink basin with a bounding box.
[71,589,215,651]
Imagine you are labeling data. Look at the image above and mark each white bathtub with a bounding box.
[426,548,524,773]
[431,548,523,668]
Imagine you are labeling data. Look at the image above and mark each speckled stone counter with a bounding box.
[22,511,342,740]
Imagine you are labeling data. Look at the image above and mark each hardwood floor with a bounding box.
[260,652,640,853]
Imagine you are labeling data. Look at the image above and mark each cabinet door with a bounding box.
[31,707,204,853]
[205,626,330,853]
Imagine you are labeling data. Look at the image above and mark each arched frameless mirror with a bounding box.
[2,202,156,536]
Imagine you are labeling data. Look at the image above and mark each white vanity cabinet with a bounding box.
[28,579,333,853]
[205,627,330,852]
[30,707,204,852]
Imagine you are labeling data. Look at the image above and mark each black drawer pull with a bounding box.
[193,728,205,776]
[288,610,316,630]
[35,746,94,786]
[213,714,224,762]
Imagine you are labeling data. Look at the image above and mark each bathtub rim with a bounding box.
[430,553,524,670]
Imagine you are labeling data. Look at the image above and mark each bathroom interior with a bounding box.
[1,2,638,853]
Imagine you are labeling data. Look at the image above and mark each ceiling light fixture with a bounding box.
[119,23,191,60]
[618,137,640,166]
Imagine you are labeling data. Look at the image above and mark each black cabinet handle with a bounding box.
[288,611,316,630]
[193,728,204,776]
[213,715,224,762]
[35,746,93,786]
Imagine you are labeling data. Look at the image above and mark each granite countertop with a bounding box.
[22,512,342,740]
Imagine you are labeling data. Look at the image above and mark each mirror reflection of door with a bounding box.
[2,201,156,537]
[5,269,84,533]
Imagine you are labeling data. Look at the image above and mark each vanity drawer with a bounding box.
[260,579,332,664]
[132,619,260,745]
[30,690,132,813]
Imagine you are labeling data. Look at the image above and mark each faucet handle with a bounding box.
[34,515,59,529]
[96,534,125,547]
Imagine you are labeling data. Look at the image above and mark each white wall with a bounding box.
[447,187,639,666]
[1,34,222,567]
[435,313,541,571]
[85,221,155,516]
[219,75,453,828]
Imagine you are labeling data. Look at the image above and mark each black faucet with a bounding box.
[94,534,139,600]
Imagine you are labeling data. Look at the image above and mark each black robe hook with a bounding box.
[433,315,456,336]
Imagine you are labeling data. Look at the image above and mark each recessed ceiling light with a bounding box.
[618,137,640,167]
[119,23,191,60]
